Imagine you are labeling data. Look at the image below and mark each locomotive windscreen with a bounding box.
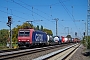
[19,30,30,36]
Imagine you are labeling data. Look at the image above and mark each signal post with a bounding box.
[7,16,12,48]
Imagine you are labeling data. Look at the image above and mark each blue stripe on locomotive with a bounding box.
[32,30,47,43]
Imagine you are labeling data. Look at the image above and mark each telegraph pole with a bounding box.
[7,16,12,48]
[53,18,59,36]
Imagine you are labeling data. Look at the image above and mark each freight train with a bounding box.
[17,28,80,47]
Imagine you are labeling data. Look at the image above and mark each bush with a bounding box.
[87,39,90,49]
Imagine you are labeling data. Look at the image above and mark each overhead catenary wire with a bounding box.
[0,1,40,24]
[2,0,74,24]
[18,0,53,20]
[0,9,28,21]
[6,0,63,26]
[0,5,33,18]
[0,0,81,37]
[10,0,66,35]
[59,0,82,37]
[4,0,57,23]
[18,0,65,23]
[11,0,51,21]
[50,4,65,36]
[0,7,53,30]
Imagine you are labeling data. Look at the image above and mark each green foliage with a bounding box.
[87,40,90,49]
[40,25,43,31]
[82,36,90,49]
[36,25,39,30]
[43,28,53,35]
[12,43,18,47]
[82,36,87,47]
[87,36,90,49]
[0,29,9,46]
[22,22,33,28]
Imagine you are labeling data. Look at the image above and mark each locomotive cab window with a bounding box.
[24,31,30,36]
[19,30,30,36]
[19,31,24,36]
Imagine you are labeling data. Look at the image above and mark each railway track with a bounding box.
[0,45,42,53]
[0,43,73,60]
[33,43,80,60]
[0,49,22,53]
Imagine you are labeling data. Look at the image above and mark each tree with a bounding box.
[87,36,90,49]
[36,25,39,30]
[40,25,43,31]
[82,36,90,49]
[0,29,9,46]
[22,22,33,29]
[43,28,53,35]
[12,26,21,43]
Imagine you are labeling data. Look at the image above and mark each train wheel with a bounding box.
[26,45,31,48]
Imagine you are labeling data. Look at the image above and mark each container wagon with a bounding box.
[46,35,61,45]
[53,36,61,45]
[61,36,69,43]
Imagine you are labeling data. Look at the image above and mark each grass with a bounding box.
[12,43,18,47]
[0,46,9,50]
[0,43,18,50]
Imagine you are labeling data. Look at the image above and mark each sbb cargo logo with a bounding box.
[35,34,43,41]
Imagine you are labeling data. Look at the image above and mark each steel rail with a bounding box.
[0,43,73,60]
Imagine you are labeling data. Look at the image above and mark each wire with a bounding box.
[0,4,33,21]
[18,0,53,19]
[0,9,27,21]
[0,0,74,36]
[11,0,51,21]
[59,0,82,36]
[59,0,72,20]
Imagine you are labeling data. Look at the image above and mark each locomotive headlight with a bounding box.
[27,40,29,41]
[19,40,21,41]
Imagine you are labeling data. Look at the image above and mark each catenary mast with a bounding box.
[87,0,90,48]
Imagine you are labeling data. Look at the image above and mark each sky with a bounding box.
[0,0,87,38]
